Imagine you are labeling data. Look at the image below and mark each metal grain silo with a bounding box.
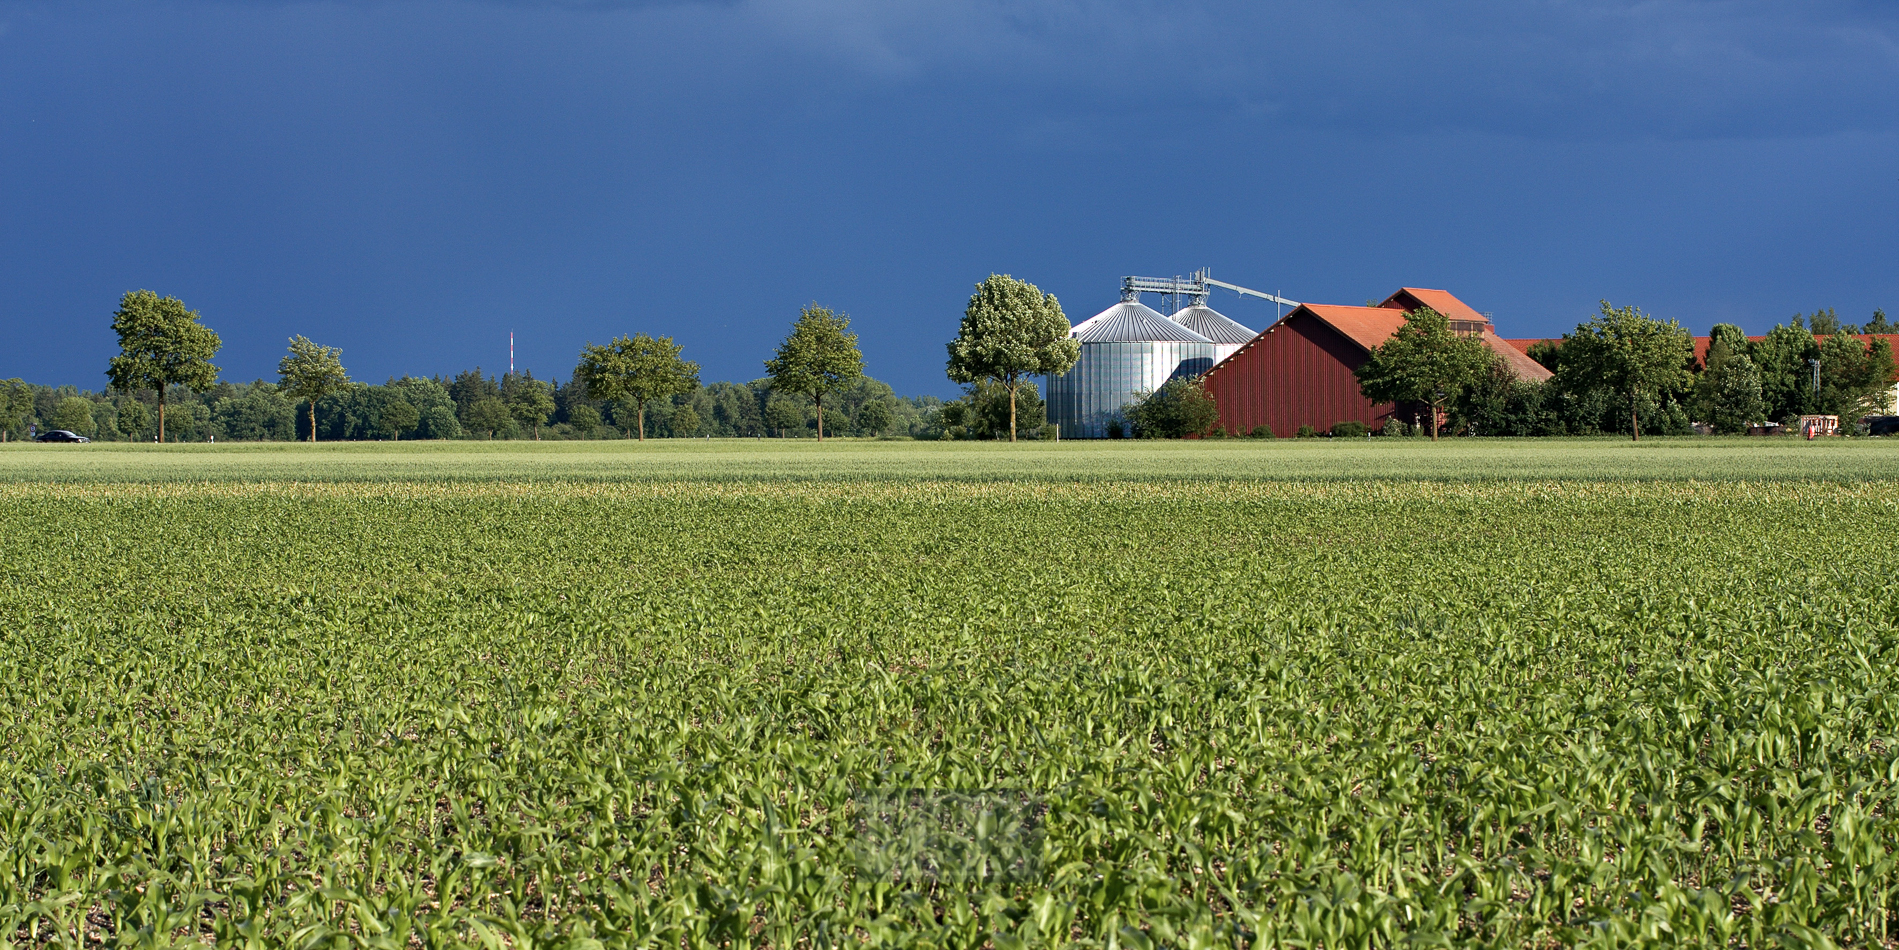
[1168,304,1257,365]
[1046,299,1217,438]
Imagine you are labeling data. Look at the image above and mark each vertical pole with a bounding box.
[510,332,515,376]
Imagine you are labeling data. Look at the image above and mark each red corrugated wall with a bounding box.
[1202,312,1396,436]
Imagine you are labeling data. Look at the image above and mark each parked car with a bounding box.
[34,430,90,443]
[1866,416,1899,436]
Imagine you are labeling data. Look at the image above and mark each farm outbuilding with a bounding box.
[1200,288,1551,437]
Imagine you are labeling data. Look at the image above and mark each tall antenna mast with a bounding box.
[509,332,514,375]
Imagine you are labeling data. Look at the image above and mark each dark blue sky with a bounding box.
[3,1,1895,396]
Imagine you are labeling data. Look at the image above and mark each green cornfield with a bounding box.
[3,442,1898,948]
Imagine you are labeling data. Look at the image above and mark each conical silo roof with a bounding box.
[1168,304,1256,345]
[1071,301,1213,344]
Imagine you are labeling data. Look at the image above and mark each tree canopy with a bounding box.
[106,290,222,442]
[855,399,893,436]
[277,336,350,443]
[464,397,511,440]
[1749,323,1822,421]
[938,380,1048,440]
[1692,336,1766,433]
[1556,302,1693,441]
[0,379,31,442]
[946,275,1079,442]
[1352,307,1497,440]
[51,398,96,436]
[115,400,151,441]
[764,304,863,442]
[1816,331,1897,419]
[574,334,700,441]
[503,372,557,440]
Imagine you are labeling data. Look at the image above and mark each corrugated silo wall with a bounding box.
[1048,340,1218,438]
[1202,312,1396,437]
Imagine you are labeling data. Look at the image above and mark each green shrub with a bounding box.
[1125,379,1220,439]
[1296,424,1318,438]
[1247,425,1274,439]
[1330,421,1368,438]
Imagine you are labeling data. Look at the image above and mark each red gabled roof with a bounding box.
[1299,304,1410,352]
[1272,302,1552,382]
[1481,330,1554,382]
[1380,288,1487,323]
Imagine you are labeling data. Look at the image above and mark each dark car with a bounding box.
[1867,416,1899,436]
[34,430,90,443]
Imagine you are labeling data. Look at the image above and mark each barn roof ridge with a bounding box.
[1206,291,1550,383]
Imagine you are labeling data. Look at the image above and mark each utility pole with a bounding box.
[510,332,515,376]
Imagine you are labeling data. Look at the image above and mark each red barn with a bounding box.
[1202,288,1552,436]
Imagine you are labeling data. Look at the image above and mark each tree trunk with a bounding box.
[637,402,645,441]
[815,394,824,443]
[1630,392,1640,442]
[1008,379,1017,443]
[309,401,318,443]
[158,394,167,443]
[1428,401,1440,441]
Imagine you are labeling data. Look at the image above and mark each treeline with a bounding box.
[0,290,967,443]
[1460,309,1896,438]
[0,372,948,442]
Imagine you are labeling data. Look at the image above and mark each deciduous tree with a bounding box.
[670,403,701,437]
[567,404,601,435]
[1706,323,1750,362]
[574,335,700,441]
[1556,302,1693,441]
[1806,307,1849,336]
[465,397,511,439]
[1817,331,1897,419]
[0,379,30,441]
[503,372,556,439]
[764,394,805,437]
[277,336,350,443]
[946,275,1079,442]
[1748,322,1821,421]
[106,290,222,442]
[855,399,893,436]
[1691,336,1766,433]
[1353,307,1497,441]
[379,400,420,441]
[765,304,863,442]
[116,400,151,441]
[51,398,96,436]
